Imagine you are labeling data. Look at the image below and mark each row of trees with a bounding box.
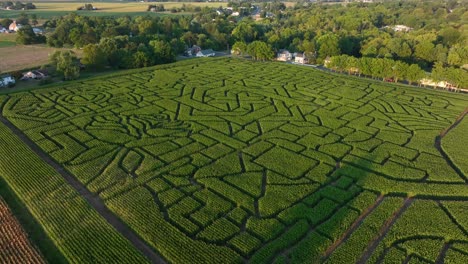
[9,0,466,87]
[431,62,468,90]
[232,41,275,61]
[327,55,467,89]
[16,25,45,44]
[1,1,35,10]
[80,36,175,70]
[327,55,426,85]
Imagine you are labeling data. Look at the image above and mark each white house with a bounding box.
[294,53,309,64]
[419,78,452,89]
[393,25,413,32]
[196,49,215,57]
[0,75,15,87]
[8,21,22,32]
[277,50,292,61]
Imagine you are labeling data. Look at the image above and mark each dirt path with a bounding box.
[356,197,414,264]
[0,115,165,264]
[321,194,385,261]
[434,108,468,183]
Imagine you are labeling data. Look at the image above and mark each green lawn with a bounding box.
[0,33,16,48]
[0,58,467,263]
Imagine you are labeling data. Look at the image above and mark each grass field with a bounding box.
[0,58,467,263]
[0,43,81,73]
[0,2,226,18]
[0,33,16,48]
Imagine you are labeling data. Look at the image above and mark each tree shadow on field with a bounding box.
[0,177,67,264]
[263,152,382,263]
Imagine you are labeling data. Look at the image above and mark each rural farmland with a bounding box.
[0,58,466,263]
[0,1,227,18]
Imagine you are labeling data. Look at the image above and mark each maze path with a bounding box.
[1,58,467,263]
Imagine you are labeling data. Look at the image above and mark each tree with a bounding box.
[414,41,435,63]
[98,37,120,66]
[439,27,460,46]
[81,44,107,69]
[406,64,425,85]
[329,55,348,73]
[300,39,317,63]
[30,14,38,26]
[16,25,37,44]
[232,22,256,43]
[0,18,13,28]
[149,40,175,64]
[316,34,340,61]
[16,12,29,25]
[447,45,467,67]
[247,41,274,61]
[50,51,80,80]
[231,41,247,56]
[391,61,409,83]
[431,61,446,83]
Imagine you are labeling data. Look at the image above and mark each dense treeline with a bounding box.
[6,0,467,83]
[269,0,466,68]
[327,55,468,89]
[44,12,231,69]
[1,1,35,10]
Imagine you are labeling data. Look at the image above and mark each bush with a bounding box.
[39,78,53,86]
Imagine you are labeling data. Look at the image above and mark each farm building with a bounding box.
[196,49,215,57]
[22,70,48,80]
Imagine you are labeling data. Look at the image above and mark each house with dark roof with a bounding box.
[277,50,292,61]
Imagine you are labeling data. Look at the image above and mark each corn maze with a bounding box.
[0,58,467,263]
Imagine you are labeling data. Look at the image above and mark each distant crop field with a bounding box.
[0,2,226,18]
[0,197,45,264]
[0,58,467,263]
[0,44,81,73]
